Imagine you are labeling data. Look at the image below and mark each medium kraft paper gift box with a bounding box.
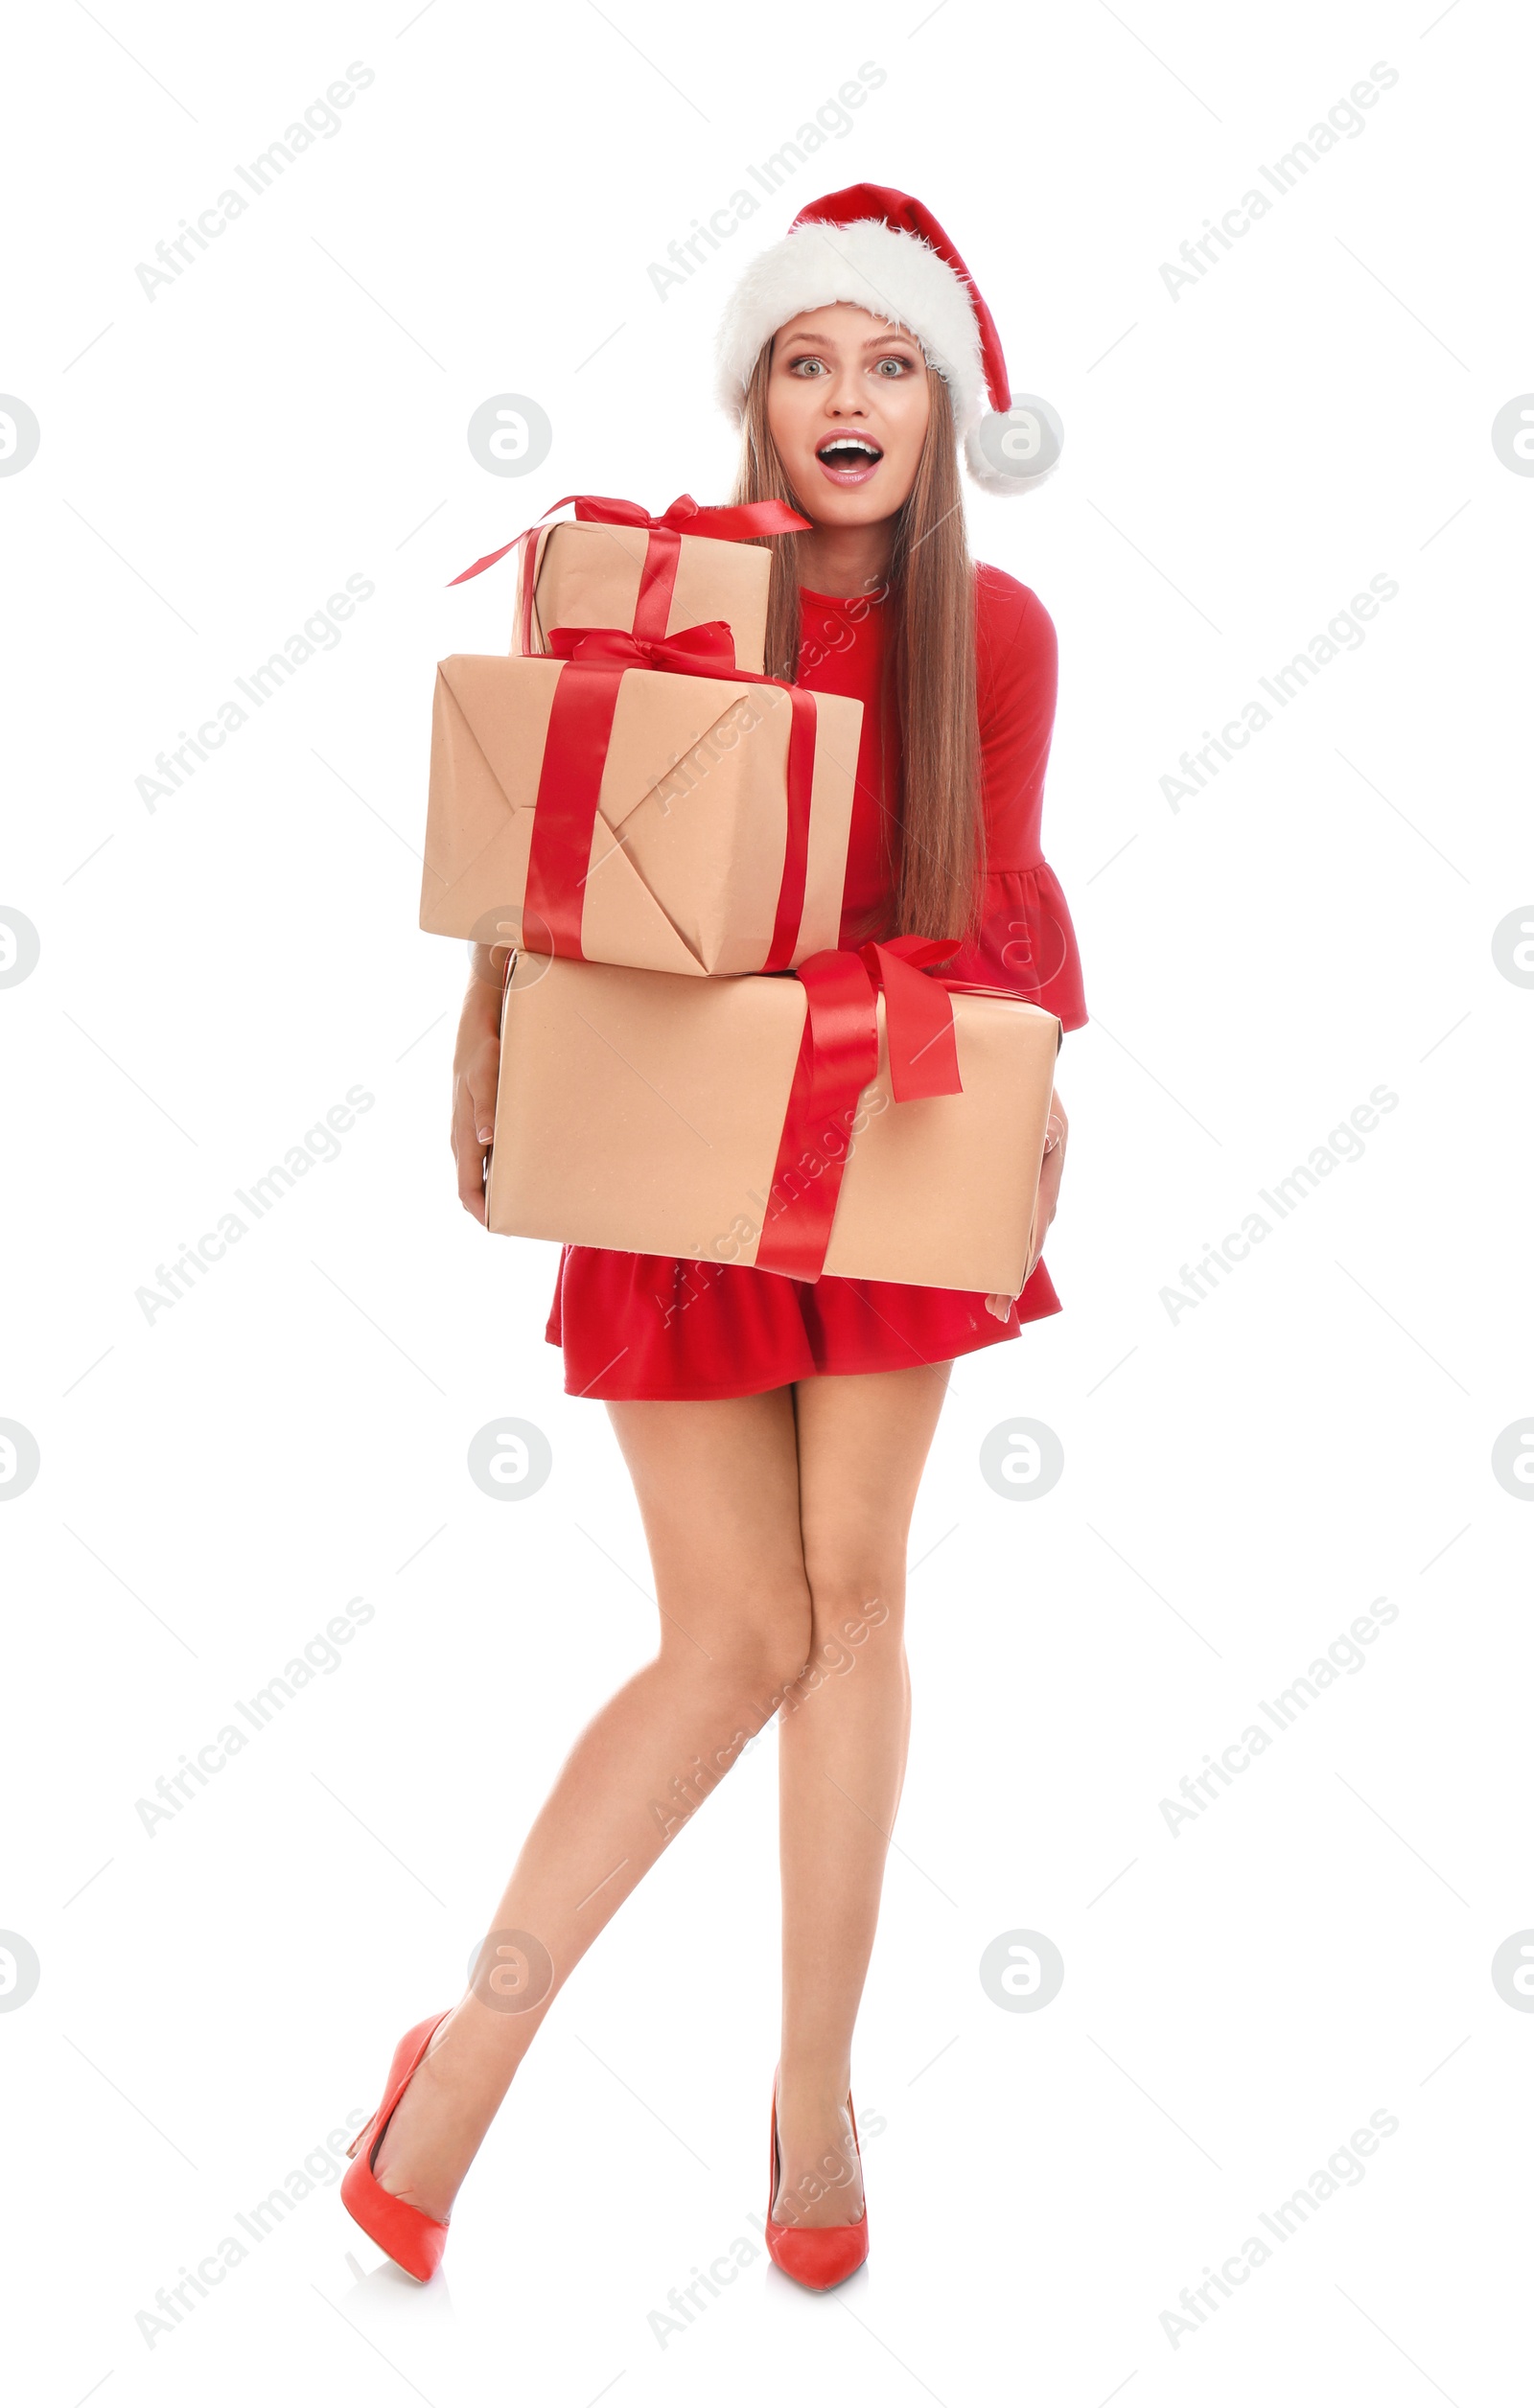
[485,944,1062,1295]
[450,494,812,678]
[517,518,777,672]
[420,628,863,977]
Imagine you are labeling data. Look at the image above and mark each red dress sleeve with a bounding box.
[944,566,1088,1031]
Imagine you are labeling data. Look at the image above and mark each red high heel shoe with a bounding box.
[765,2066,869,2290]
[341,2011,454,2281]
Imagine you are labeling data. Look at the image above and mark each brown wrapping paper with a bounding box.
[420,653,862,975]
[486,953,1062,1294]
[515,521,774,675]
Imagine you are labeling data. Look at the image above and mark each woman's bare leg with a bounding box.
[369,1387,812,2222]
[772,1360,952,2230]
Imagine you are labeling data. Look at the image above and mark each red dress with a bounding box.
[545,564,1089,1400]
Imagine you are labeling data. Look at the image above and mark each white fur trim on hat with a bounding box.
[714,219,988,435]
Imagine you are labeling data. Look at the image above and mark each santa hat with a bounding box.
[715,182,1051,498]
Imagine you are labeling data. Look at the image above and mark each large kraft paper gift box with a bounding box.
[486,941,1062,1294]
[421,626,862,977]
[449,493,811,678]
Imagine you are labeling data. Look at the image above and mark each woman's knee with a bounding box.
[800,1548,906,1658]
[662,1566,814,1705]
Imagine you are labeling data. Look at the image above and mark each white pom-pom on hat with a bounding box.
[715,182,1054,498]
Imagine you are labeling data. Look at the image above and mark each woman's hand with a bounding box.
[985,1093,1068,1321]
[451,944,509,1226]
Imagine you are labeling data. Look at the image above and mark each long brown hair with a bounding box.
[730,339,983,946]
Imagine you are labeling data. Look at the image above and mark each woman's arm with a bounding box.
[966,572,1089,1034]
[451,940,510,1226]
[985,1089,1067,1320]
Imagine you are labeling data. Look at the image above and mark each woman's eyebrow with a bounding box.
[779,333,920,354]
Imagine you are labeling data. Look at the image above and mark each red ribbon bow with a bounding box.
[524,621,820,974]
[544,619,742,677]
[754,937,967,1283]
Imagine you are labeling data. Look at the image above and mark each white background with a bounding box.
[3,1,1530,2401]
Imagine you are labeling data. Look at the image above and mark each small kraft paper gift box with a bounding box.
[421,621,863,977]
[485,939,1062,1296]
[448,492,811,677]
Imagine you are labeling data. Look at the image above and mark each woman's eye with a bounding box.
[874,356,914,376]
[789,357,825,376]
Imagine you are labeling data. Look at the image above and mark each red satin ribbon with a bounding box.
[446,491,812,654]
[544,621,740,675]
[753,937,967,1283]
[523,621,819,969]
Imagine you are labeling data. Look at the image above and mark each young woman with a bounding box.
[343,185,1087,2293]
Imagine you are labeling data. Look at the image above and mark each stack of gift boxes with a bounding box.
[421,496,1061,1295]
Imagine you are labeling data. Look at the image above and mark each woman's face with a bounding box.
[765,303,933,528]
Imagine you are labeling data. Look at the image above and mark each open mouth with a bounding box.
[814,433,884,485]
